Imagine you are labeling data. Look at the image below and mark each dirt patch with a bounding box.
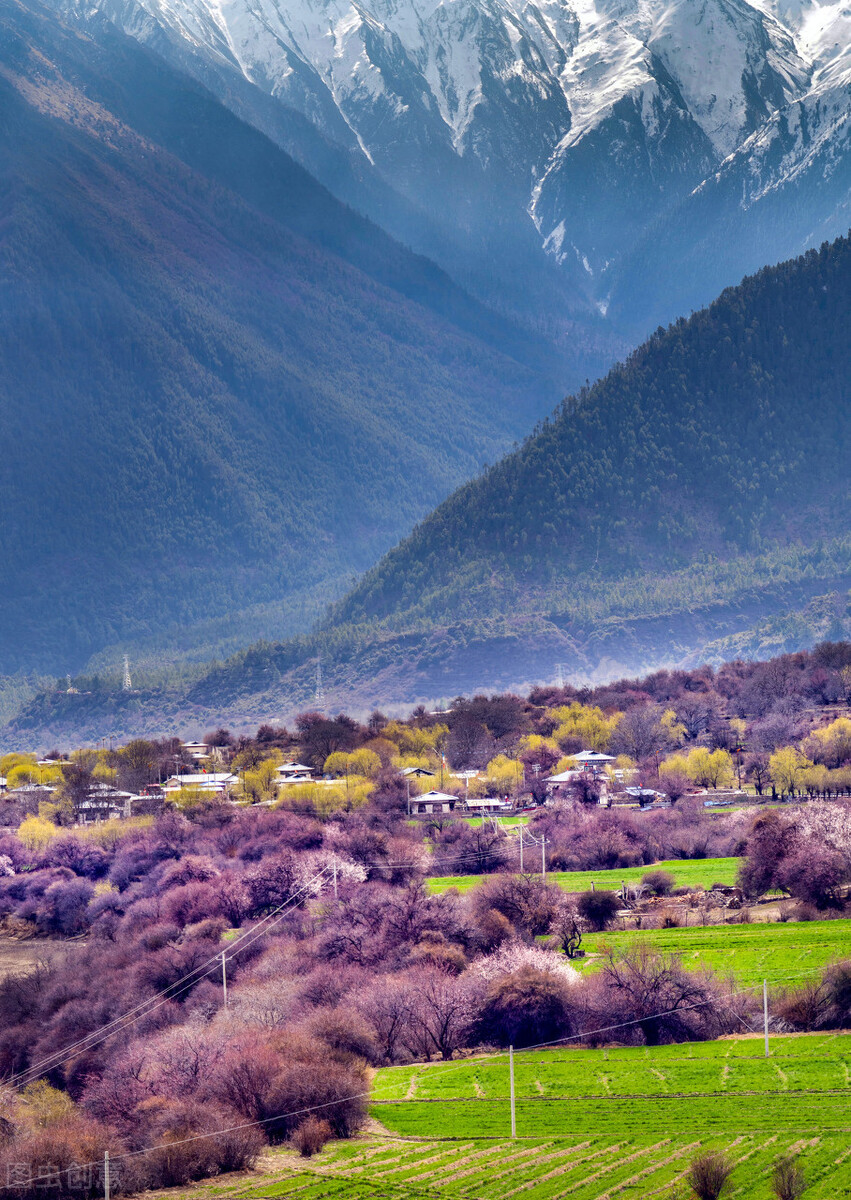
[0,937,74,982]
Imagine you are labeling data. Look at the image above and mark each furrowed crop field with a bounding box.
[579,919,851,988]
[170,1035,851,1200]
[427,857,742,895]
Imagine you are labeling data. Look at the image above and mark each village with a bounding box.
[0,736,750,829]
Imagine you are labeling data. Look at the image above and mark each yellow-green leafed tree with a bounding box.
[5,763,39,788]
[685,747,734,789]
[394,753,438,774]
[17,814,59,851]
[808,717,851,768]
[169,786,208,810]
[384,721,448,758]
[660,709,687,747]
[769,747,811,797]
[550,702,620,752]
[482,754,524,795]
[70,748,99,773]
[323,749,382,779]
[659,752,689,778]
[801,764,830,796]
[278,779,373,817]
[240,759,280,803]
[347,748,382,778]
[517,733,559,757]
[80,816,152,849]
[0,752,38,778]
[19,1081,75,1129]
[316,779,373,815]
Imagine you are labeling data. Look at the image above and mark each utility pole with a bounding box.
[103,1152,110,1200]
[509,1045,516,1138]
[519,827,523,873]
[332,857,338,900]
[541,836,546,880]
[763,979,769,1057]
[221,953,228,1011]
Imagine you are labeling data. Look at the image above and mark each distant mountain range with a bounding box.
[8,233,850,742]
[51,0,851,334]
[0,0,575,675]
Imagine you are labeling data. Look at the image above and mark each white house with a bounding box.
[461,796,511,814]
[76,785,135,823]
[410,789,458,815]
[275,762,314,784]
[182,741,211,762]
[163,772,237,795]
[570,751,616,773]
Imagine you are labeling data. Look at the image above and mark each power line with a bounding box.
[15,962,839,1183]
[5,868,330,1089]
[4,849,508,1090]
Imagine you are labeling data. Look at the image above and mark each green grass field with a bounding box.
[578,919,851,988]
[366,1035,851,1197]
[461,815,531,828]
[170,1034,851,1199]
[428,857,742,895]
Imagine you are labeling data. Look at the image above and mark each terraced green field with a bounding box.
[169,1034,851,1200]
[428,857,742,895]
[368,1035,851,1196]
[579,919,851,988]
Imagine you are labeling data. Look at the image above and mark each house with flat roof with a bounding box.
[461,796,511,814]
[163,772,237,795]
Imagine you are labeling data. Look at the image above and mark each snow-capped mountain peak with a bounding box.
[55,0,851,336]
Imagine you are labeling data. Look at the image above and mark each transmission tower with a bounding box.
[315,657,325,713]
[555,662,565,690]
[122,654,132,692]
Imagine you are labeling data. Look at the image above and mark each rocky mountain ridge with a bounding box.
[56,0,851,330]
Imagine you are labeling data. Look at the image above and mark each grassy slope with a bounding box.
[427,857,742,895]
[578,920,851,988]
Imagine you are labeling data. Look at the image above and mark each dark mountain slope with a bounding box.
[147,234,851,725]
[331,235,851,630]
[0,0,561,674]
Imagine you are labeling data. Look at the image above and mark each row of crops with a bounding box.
[174,1034,851,1200]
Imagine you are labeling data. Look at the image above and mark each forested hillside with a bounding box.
[0,0,565,675]
[180,236,851,720]
[333,236,851,629]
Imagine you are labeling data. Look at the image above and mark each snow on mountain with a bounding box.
[56,0,851,330]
